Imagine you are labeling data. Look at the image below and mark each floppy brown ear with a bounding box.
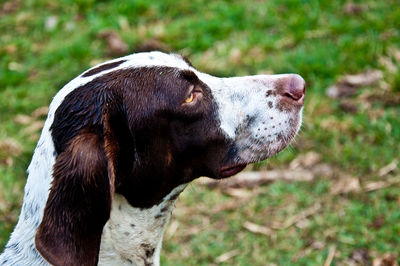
[35,131,112,266]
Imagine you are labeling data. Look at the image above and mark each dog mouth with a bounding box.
[218,163,247,178]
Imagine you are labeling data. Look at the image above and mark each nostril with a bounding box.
[284,91,301,101]
[278,74,306,104]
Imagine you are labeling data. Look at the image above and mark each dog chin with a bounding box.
[235,121,302,165]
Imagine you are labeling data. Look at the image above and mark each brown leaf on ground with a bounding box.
[339,99,358,113]
[378,160,398,177]
[364,178,400,192]
[373,253,399,266]
[330,176,361,195]
[0,139,22,157]
[223,188,252,198]
[368,93,400,106]
[346,249,371,266]
[200,169,312,189]
[243,221,274,236]
[200,163,334,189]
[229,48,242,65]
[379,56,397,73]
[31,106,49,118]
[98,30,129,56]
[368,216,385,230]
[343,70,383,87]
[293,241,325,262]
[327,82,359,98]
[327,70,383,98]
[215,249,239,263]
[23,120,44,135]
[165,220,179,239]
[4,44,17,54]
[135,39,170,53]
[289,151,321,169]
[323,245,336,266]
[210,197,251,214]
[388,47,400,62]
[14,114,33,125]
[0,0,20,16]
[344,2,365,15]
[0,138,23,166]
[271,202,321,230]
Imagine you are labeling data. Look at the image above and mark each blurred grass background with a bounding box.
[0,0,399,264]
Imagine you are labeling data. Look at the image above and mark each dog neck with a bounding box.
[98,184,187,266]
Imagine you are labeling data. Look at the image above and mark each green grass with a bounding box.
[1,0,399,264]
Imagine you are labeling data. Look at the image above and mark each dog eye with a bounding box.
[185,92,194,103]
[183,85,202,105]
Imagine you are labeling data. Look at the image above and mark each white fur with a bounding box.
[0,52,303,265]
[98,184,187,266]
[196,72,303,163]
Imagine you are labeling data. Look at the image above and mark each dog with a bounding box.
[0,51,305,265]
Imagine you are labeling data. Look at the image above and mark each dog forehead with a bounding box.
[121,51,193,70]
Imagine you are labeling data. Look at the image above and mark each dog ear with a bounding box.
[35,131,112,266]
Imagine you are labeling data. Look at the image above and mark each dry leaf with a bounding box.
[23,120,44,135]
[14,114,33,125]
[348,249,371,266]
[344,2,365,15]
[243,221,273,236]
[223,188,252,198]
[0,138,23,166]
[365,178,400,192]
[229,48,242,65]
[165,220,179,239]
[324,245,336,266]
[4,44,16,54]
[0,0,20,16]
[135,39,169,53]
[342,70,383,87]
[379,56,397,73]
[31,106,49,118]
[271,203,321,230]
[327,82,358,98]
[339,99,358,113]
[0,138,22,157]
[210,198,250,213]
[330,177,361,195]
[388,47,400,62]
[201,163,334,190]
[98,30,129,56]
[289,151,321,169]
[327,70,383,98]
[378,160,398,177]
[215,249,239,263]
[373,253,398,266]
[368,216,385,230]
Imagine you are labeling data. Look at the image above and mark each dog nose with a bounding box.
[278,74,306,105]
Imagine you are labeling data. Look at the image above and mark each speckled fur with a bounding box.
[98,184,187,266]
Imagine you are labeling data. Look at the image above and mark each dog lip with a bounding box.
[218,163,247,178]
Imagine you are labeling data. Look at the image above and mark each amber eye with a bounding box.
[184,93,194,103]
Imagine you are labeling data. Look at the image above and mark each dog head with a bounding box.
[34,52,305,265]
